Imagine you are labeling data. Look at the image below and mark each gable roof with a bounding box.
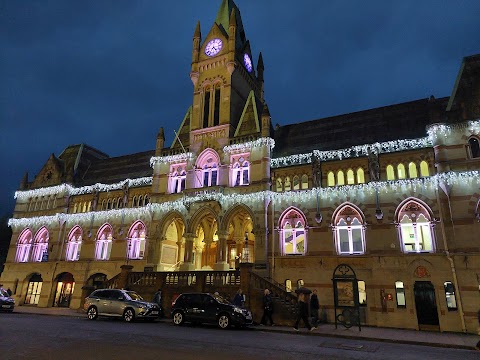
[273,97,449,157]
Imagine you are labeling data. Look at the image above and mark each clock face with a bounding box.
[205,38,223,57]
[243,53,253,72]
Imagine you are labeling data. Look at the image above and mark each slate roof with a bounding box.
[78,149,155,186]
[273,97,449,158]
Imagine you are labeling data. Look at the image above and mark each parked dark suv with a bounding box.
[84,289,160,322]
[171,293,253,329]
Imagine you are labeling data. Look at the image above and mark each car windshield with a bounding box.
[125,291,143,301]
[0,288,8,297]
[213,294,230,305]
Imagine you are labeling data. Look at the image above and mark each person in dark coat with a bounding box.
[6,288,13,296]
[233,288,245,307]
[260,288,274,326]
[152,289,163,317]
[310,289,320,327]
[294,293,314,331]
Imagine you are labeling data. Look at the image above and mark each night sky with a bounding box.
[1,0,480,217]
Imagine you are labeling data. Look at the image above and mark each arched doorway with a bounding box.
[53,272,75,307]
[159,215,186,271]
[223,205,255,268]
[414,281,439,330]
[24,273,43,305]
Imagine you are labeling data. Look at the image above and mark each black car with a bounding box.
[0,288,14,312]
[171,292,253,329]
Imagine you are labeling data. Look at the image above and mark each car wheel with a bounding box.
[87,306,98,320]
[218,314,230,329]
[123,308,135,323]
[172,311,184,326]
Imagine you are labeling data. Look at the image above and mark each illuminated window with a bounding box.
[15,229,32,263]
[32,227,49,262]
[73,203,78,213]
[297,279,304,288]
[468,137,480,158]
[444,281,457,310]
[284,177,291,191]
[127,221,147,260]
[65,226,82,261]
[87,201,91,212]
[170,164,187,193]
[358,280,367,306]
[276,178,283,192]
[196,149,220,187]
[337,171,345,185]
[232,156,250,186]
[144,196,149,206]
[386,165,395,180]
[301,174,309,189]
[395,281,406,307]
[132,196,138,207]
[24,274,43,305]
[292,175,300,190]
[333,205,365,255]
[347,169,355,184]
[327,172,335,187]
[397,164,406,179]
[280,208,307,255]
[356,168,365,184]
[95,224,113,260]
[397,200,435,253]
[101,200,106,210]
[420,161,429,177]
[408,162,418,178]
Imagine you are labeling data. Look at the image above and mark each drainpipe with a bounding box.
[435,184,467,333]
[270,193,275,280]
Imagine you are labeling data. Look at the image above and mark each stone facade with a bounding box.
[1,0,479,333]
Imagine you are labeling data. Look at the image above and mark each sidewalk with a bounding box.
[11,306,479,351]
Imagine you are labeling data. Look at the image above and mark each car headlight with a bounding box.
[138,304,147,310]
[233,307,243,314]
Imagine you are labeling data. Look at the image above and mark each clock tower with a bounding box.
[171,0,270,152]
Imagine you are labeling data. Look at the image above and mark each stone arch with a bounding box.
[331,202,366,224]
[187,205,221,235]
[394,197,434,221]
[220,203,256,232]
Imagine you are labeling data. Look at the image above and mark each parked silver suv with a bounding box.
[84,289,160,322]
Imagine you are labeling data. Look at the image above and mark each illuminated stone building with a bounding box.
[2,0,479,333]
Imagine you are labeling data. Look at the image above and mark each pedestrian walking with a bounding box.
[233,288,245,307]
[310,289,319,327]
[294,293,314,331]
[260,288,274,326]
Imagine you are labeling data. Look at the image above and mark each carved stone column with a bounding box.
[214,231,229,271]
[180,233,196,271]
[202,237,213,269]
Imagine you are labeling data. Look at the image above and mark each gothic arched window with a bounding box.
[127,221,147,260]
[16,229,33,263]
[333,204,365,255]
[276,177,283,192]
[386,165,395,180]
[293,175,300,190]
[408,162,418,178]
[32,227,49,262]
[301,174,309,189]
[397,200,435,253]
[280,208,307,255]
[95,224,113,260]
[356,168,365,184]
[337,171,345,185]
[232,156,250,186]
[420,161,429,177]
[327,172,335,187]
[65,226,82,261]
[468,137,480,158]
[284,177,291,191]
[397,164,406,179]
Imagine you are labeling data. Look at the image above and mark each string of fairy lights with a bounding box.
[427,119,480,142]
[9,170,479,229]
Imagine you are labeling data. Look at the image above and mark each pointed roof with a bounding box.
[234,90,262,137]
[215,0,246,50]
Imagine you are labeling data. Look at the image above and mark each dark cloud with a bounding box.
[1,0,480,215]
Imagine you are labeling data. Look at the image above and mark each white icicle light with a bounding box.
[427,119,480,143]
[150,153,193,167]
[271,137,432,168]
[9,171,480,230]
[223,137,275,153]
[14,177,153,201]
